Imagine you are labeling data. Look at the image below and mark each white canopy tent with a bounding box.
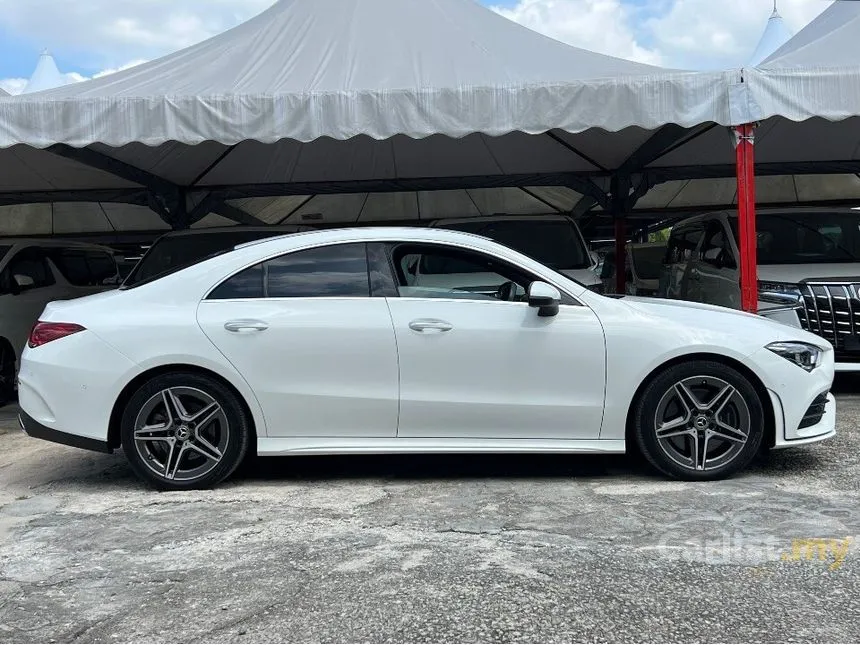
[749,3,793,67]
[0,0,741,237]
[21,50,67,95]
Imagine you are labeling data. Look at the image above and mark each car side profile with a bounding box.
[659,208,860,371]
[18,228,835,490]
[0,239,119,405]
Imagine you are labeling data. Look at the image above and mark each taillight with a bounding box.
[28,322,86,348]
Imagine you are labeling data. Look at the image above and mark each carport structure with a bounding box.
[1,0,860,305]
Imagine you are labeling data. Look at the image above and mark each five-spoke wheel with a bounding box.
[121,373,251,490]
[634,361,764,480]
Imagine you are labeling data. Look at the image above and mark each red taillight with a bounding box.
[28,322,86,348]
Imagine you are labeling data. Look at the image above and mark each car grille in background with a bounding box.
[799,393,829,429]
[797,283,860,363]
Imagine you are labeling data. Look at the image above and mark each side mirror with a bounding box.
[14,274,35,290]
[528,281,561,318]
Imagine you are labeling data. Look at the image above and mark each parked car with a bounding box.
[427,215,603,293]
[122,225,309,288]
[18,227,834,489]
[598,242,667,296]
[659,209,860,371]
[0,239,119,404]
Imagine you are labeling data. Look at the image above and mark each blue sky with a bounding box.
[0,0,831,93]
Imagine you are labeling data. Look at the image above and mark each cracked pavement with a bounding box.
[0,383,859,643]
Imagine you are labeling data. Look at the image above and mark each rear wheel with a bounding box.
[633,361,764,480]
[120,372,252,490]
[0,341,15,408]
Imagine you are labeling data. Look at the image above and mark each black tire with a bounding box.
[121,372,252,491]
[633,361,764,481]
[0,341,16,408]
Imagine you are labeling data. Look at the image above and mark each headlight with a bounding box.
[758,281,802,306]
[766,341,823,372]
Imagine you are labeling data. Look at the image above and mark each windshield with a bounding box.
[434,220,591,271]
[0,245,10,263]
[729,212,860,265]
[123,230,295,288]
[630,246,666,280]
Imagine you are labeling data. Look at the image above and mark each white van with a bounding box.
[425,215,602,295]
[0,239,119,403]
[659,208,860,372]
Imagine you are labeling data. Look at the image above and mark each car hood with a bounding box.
[618,296,830,348]
[759,264,860,284]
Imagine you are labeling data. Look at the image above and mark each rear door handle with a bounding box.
[409,319,453,333]
[224,319,269,333]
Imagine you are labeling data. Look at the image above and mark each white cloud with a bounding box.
[492,0,664,66]
[0,60,146,95]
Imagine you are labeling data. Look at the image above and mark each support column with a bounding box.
[610,175,631,295]
[733,124,757,313]
[614,218,626,295]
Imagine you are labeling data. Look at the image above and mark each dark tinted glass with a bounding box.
[436,220,590,270]
[5,248,54,289]
[730,212,860,265]
[0,246,10,262]
[630,246,668,279]
[208,243,370,300]
[124,229,298,287]
[266,244,369,298]
[209,264,265,299]
[49,249,118,286]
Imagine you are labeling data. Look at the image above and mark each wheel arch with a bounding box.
[107,363,258,451]
[625,352,775,450]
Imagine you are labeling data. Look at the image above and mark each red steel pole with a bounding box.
[614,217,626,295]
[734,123,758,313]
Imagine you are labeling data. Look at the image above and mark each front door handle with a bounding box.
[224,319,269,333]
[409,319,453,333]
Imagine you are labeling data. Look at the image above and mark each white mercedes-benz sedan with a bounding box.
[17,227,835,490]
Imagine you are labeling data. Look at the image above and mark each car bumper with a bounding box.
[771,392,836,449]
[18,410,113,453]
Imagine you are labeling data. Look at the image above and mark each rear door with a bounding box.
[197,242,399,438]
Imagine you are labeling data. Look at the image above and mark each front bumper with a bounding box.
[19,410,113,454]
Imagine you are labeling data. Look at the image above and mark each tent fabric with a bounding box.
[22,51,67,94]
[747,2,860,124]
[0,87,9,97]
[0,0,735,149]
[748,6,793,66]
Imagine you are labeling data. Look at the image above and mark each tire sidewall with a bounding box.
[121,372,251,491]
[634,361,764,481]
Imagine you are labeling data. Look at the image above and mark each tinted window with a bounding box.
[434,220,590,270]
[665,223,705,265]
[729,212,860,265]
[2,248,55,292]
[209,243,370,300]
[124,229,300,288]
[630,246,667,280]
[0,245,10,262]
[49,248,118,286]
[699,222,736,269]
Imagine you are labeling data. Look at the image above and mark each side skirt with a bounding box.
[257,437,626,457]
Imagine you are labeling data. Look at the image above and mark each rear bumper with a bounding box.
[18,410,113,454]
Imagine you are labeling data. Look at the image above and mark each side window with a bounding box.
[2,247,55,292]
[700,221,737,269]
[388,243,572,304]
[209,243,370,300]
[49,248,118,286]
[666,224,705,265]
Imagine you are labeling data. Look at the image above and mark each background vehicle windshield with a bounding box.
[0,245,10,263]
[433,220,591,272]
[123,230,294,287]
[729,212,860,265]
[631,246,666,280]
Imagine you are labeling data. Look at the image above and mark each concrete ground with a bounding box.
[0,384,859,644]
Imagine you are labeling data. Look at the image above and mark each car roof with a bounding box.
[0,238,116,252]
[675,207,860,227]
[428,214,571,226]
[153,225,307,239]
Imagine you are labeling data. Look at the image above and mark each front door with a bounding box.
[690,219,740,309]
[197,243,399,438]
[383,242,607,440]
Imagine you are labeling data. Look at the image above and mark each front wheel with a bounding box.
[633,361,764,480]
[120,372,252,490]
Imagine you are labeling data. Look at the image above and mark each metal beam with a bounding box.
[0,188,150,207]
[46,144,178,195]
[211,202,265,226]
[618,123,717,174]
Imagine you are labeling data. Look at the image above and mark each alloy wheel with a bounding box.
[133,386,230,482]
[653,375,751,472]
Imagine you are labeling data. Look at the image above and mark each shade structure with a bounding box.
[22,50,67,94]
[749,5,793,67]
[0,87,9,97]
